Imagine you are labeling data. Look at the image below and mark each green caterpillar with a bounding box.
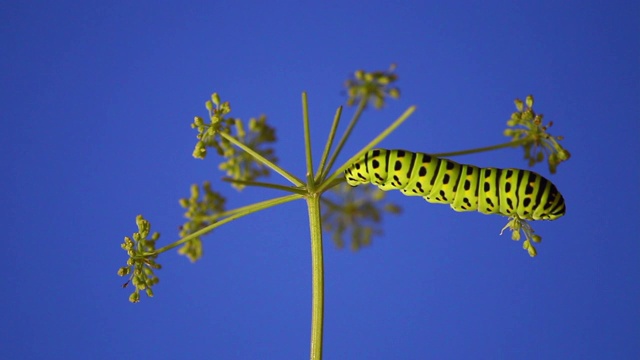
[345,149,566,221]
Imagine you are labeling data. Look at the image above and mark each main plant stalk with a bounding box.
[306,194,324,360]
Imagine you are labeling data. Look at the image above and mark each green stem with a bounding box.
[318,105,416,193]
[302,92,315,188]
[146,194,303,256]
[320,95,369,182]
[315,106,343,182]
[218,132,305,187]
[319,177,345,193]
[431,139,528,158]
[221,178,307,195]
[306,193,324,360]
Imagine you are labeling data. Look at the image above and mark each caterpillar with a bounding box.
[344,149,565,221]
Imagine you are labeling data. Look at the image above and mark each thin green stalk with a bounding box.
[302,92,315,188]
[218,131,305,187]
[314,106,343,182]
[209,193,303,220]
[222,178,307,195]
[146,194,303,256]
[317,177,345,193]
[431,138,529,158]
[306,193,324,360]
[318,105,416,193]
[320,95,369,182]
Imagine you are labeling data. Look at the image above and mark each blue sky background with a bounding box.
[2,1,639,359]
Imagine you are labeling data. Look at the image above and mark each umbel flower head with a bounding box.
[190,93,278,190]
[504,95,571,174]
[118,215,161,303]
[501,216,543,257]
[345,64,400,109]
[178,181,226,262]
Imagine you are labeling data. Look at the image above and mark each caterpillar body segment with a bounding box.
[344,149,566,221]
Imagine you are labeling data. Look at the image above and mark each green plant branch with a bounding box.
[315,106,343,182]
[221,178,308,195]
[218,131,305,187]
[318,177,345,193]
[302,92,316,189]
[318,105,416,193]
[320,95,369,182]
[200,192,305,223]
[431,138,529,158]
[306,193,324,360]
[145,194,303,256]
